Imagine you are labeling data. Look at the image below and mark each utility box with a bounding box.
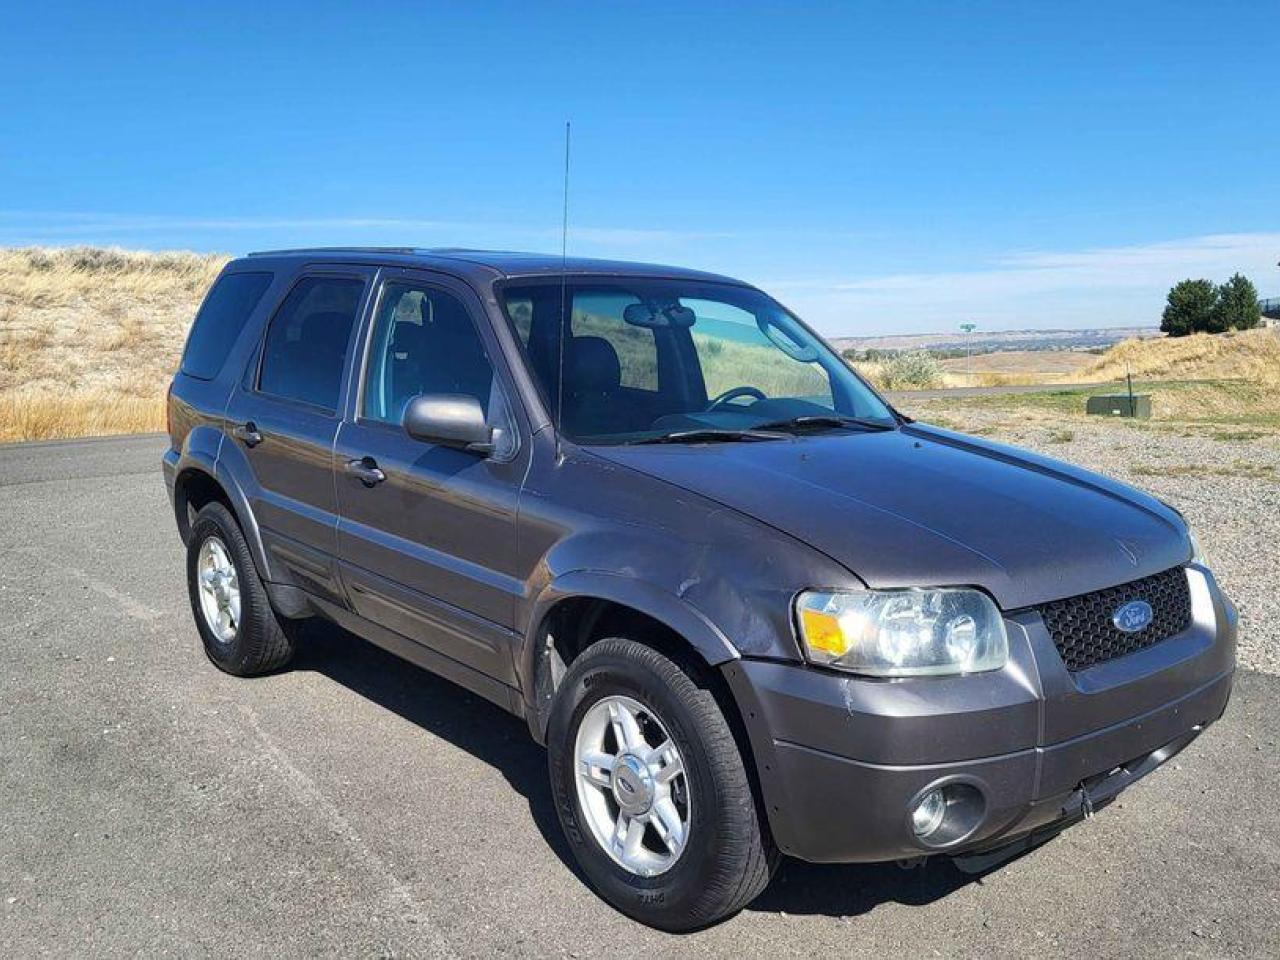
[1086,394,1151,418]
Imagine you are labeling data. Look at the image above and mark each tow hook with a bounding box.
[1078,784,1095,820]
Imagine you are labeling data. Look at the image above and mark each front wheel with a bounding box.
[547,638,776,931]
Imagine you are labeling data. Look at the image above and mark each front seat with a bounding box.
[562,336,623,437]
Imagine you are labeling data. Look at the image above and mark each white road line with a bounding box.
[15,546,166,622]
[237,702,458,959]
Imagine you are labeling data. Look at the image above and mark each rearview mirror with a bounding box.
[622,302,696,328]
[402,394,493,454]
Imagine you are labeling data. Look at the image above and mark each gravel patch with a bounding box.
[908,405,1280,676]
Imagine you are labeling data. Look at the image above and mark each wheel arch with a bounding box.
[526,577,779,874]
[173,463,312,620]
[173,465,234,545]
[521,572,740,745]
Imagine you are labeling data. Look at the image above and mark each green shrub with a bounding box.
[879,350,943,389]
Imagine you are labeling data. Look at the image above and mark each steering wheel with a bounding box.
[705,385,767,412]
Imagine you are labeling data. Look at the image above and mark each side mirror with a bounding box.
[402,394,494,454]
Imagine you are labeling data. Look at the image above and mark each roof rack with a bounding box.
[245,246,427,257]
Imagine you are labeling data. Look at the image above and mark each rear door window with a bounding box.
[179,271,273,380]
[257,276,366,411]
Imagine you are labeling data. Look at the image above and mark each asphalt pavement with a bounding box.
[1,434,1277,958]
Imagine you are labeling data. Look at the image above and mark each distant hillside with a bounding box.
[833,325,1160,355]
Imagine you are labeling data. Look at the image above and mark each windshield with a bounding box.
[499,277,896,444]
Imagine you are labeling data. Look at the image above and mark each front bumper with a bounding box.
[722,566,1237,863]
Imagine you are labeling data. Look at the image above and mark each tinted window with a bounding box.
[258,276,364,411]
[507,294,533,346]
[683,297,831,403]
[362,282,496,423]
[499,278,893,443]
[179,272,273,380]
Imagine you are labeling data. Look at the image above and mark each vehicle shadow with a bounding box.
[288,617,994,922]
[287,618,578,873]
[752,858,980,920]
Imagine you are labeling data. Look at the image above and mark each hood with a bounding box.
[586,424,1189,610]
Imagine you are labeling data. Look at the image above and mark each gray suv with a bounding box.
[164,248,1236,930]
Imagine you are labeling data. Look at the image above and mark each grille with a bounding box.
[1040,567,1192,672]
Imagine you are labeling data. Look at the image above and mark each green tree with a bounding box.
[1214,273,1260,331]
[1161,279,1217,337]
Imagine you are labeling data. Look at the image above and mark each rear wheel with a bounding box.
[186,502,294,676]
[547,638,776,931]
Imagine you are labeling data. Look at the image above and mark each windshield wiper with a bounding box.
[751,414,896,433]
[626,428,787,446]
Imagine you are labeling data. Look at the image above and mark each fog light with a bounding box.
[911,788,947,837]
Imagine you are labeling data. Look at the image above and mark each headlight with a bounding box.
[796,588,1008,677]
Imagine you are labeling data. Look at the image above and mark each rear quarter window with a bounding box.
[180,272,274,380]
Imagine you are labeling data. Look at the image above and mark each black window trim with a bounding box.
[250,268,374,417]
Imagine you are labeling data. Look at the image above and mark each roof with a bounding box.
[241,247,743,285]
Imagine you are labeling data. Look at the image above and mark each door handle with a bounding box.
[232,421,263,447]
[345,456,386,487]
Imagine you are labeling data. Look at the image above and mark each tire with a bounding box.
[547,638,776,931]
[186,501,295,676]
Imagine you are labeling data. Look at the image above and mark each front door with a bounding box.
[222,268,373,604]
[334,270,528,684]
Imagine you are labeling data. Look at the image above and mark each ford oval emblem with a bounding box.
[1112,600,1154,633]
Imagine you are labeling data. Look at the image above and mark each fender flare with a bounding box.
[519,569,740,740]
[211,455,274,583]
[173,451,272,586]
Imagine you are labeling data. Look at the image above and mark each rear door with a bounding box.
[222,267,374,603]
[333,269,528,684]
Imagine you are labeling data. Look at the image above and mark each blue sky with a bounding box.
[2,1,1277,335]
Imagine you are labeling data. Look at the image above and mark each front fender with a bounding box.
[533,568,739,661]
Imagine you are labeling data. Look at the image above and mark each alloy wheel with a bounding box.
[573,694,691,877]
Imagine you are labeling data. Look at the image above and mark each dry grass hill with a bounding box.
[1083,328,1280,385]
[1,246,1277,442]
[0,247,228,440]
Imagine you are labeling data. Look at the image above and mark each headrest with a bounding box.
[567,336,621,392]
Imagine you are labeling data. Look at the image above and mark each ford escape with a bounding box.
[163,248,1236,930]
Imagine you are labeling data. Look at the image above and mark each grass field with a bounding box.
[905,378,1280,431]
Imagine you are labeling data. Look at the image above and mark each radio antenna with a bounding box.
[555,120,571,461]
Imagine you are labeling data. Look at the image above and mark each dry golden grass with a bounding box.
[854,362,1061,390]
[941,370,1067,388]
[1083,328,1280,385]
[1,246,228,440]
[0,385,167,442]
[0,246,225,308]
